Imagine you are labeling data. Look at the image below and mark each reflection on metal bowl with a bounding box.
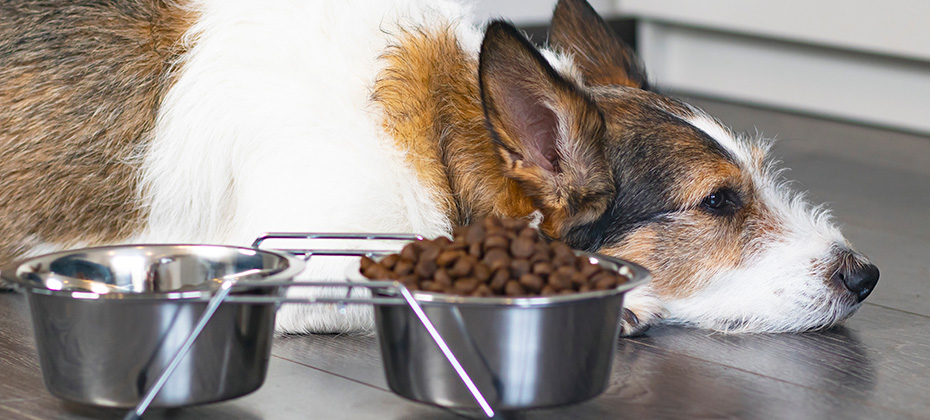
[374,253,649,411]
[1,244,304,408]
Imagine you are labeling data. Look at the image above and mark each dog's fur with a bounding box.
[0,0,877,335]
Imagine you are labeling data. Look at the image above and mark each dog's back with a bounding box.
[0,0,490,333]
[0,1,185,262]
[0,0,472,265]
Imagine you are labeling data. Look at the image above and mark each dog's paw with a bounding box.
[619,287,668,337]
[274,302,375,335]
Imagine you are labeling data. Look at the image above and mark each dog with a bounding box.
[0,0,878,336]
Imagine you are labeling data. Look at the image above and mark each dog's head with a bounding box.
[477,0,879,333]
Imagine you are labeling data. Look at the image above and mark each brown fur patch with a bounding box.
[549,0,647,88]
[373,26,540,229]
[599,213,742,298]
[0,1,196,265]
[373,26,476,222]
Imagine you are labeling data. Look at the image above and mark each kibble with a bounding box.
[359,215,630,297]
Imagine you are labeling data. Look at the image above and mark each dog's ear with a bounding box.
[550,0,648,89]
[479,21,614,232]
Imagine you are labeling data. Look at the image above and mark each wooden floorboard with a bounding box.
[0,355,465,420]
[259,304,930,420]
[634,306,930,417]
[7,294,924,419]
[0,291,47,405]
[843,224,930,317]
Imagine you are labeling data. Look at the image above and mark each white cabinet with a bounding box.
[620,0,930,134]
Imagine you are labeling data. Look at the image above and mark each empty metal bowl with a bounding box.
[1,244,304,408]
[373,253,649,411]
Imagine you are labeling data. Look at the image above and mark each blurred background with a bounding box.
[471,0,930,136]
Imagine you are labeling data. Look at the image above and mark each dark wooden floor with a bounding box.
[1,98,928,419]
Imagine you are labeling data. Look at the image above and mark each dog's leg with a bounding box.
[619,285,668,336]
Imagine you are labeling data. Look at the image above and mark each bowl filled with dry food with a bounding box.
[358,216,650,411]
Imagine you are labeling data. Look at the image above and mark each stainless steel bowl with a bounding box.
[0,244,304,408]
[373,253,649,411]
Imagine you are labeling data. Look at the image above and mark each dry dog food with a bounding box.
[359,216,628,297]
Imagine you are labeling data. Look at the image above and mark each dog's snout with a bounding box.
[832,251,880,302]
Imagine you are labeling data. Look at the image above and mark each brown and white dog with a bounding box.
[0,0,878,335]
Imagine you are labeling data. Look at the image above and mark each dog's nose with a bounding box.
[833,255,880,302]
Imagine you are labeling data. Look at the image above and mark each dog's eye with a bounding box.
[704,192,726,209]
[701,188,740,215]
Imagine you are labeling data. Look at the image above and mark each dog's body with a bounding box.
[0,0,878,335]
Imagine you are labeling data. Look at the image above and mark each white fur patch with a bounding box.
[685,111,745,160]
[134,0,484,333]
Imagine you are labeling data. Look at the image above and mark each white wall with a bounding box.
[469,0,618,25]
[621,0,930,135]
[619,0,930,62]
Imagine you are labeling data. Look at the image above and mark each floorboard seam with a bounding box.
[268,355,489,419]
[626,339,924,419]
[862,302,930,318]
[271,354,388,392]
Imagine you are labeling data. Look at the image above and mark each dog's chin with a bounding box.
[663,288,863,334]
[655,258,866,334]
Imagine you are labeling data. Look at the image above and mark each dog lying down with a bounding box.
[0,0,878,336]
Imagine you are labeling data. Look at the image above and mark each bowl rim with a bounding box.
[0,244,306,300]
[370,252,651,307]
